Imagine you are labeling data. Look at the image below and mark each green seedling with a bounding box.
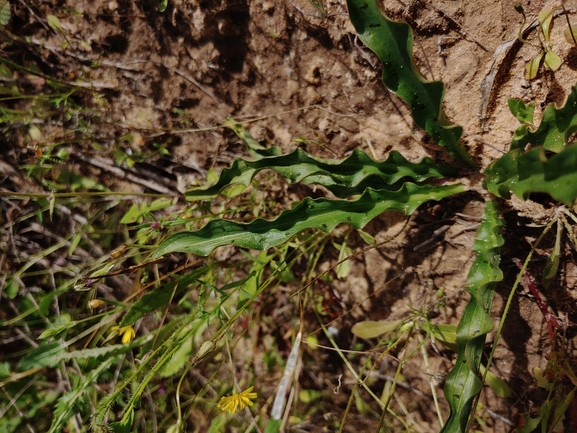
[517,6,562,80]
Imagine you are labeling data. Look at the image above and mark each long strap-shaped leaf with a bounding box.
[443,199,504,433]
[155,183,465,257]
[186,148,457,200]
[346,0,473,165]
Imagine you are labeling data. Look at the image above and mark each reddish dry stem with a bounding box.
[513,258,562,340]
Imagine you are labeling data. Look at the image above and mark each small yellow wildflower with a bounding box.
[217,386,257,413]
[110,326,136,344]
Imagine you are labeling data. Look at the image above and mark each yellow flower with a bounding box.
[110,326,136,344]
[217,386,257,413]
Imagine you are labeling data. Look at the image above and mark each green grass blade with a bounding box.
[91,319,194,431]
[346,0,472,165]
[484,145,577,206]
[18,335,153,370]
[156,183,465,257]
[542,220,561,288]
[47,357,115,433]
[185,149,456,200]
[442,199,504,433]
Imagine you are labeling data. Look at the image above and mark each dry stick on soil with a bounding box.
[160,63,226,109]
[349,34,379,68]
[486,409,514,427]
[399,0,489,52]
[413,213,481,251]
[0,191,173,199]
[139,104,322,139]
[70,152,179,196]
[17,0,51,34]
[27,38,142,72]
[413,225,451,252]
[0,30,117,89]
[288,0,326,19]
[466,133,507,154]
[563,2,577,46]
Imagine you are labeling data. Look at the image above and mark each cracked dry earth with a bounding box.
[3,0,577,431]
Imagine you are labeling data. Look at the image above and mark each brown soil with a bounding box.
[3,0,577,432]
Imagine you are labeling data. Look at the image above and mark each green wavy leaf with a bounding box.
[442,199,504,433]
[346,0,472,165]
[484,145,577,206]
[185,149,455,200]
[510,85,577,153]
[155,183,465,257]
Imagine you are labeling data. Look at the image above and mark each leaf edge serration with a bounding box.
[155,183,465,257]
[442,199,505,433]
